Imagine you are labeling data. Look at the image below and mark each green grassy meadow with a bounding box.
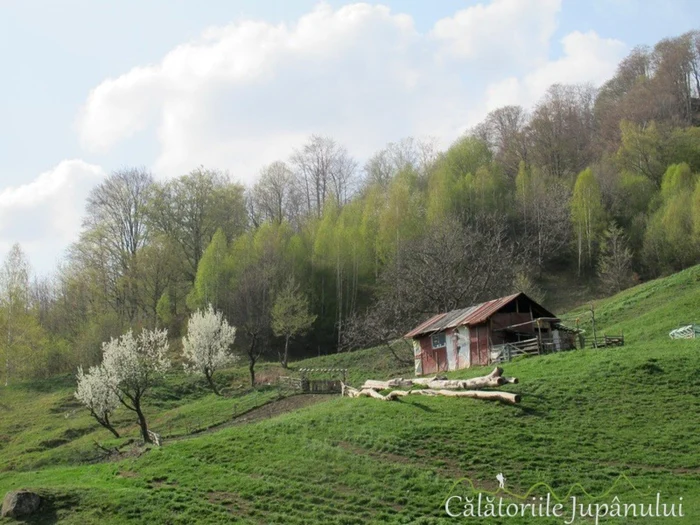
[2,267,700,523]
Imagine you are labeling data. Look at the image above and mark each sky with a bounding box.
[1,0,698,276]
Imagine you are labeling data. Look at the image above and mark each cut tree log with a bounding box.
[344,382,520,403]
[362,367,517,391]
[415,389,520,404]
[361,379,414,390]
[342,383,411,401]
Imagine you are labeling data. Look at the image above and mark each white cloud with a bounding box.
[483,31,627,113]
[0,160,105,274]
[431,0,561,68]
[75,1,627,186]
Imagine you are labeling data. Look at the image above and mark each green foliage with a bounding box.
[187,229,231,311]
[376,170,424,264]
[156,292,173,328]
[571,168,607,274]
[660,162,695,199]
[644,164,699,273]
[271,279,317,367]
[617,120,666,183]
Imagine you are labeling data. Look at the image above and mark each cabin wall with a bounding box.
[413,339,422,376]
[456,326,470,370]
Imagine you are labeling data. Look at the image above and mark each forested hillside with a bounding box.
[2,30,700,384]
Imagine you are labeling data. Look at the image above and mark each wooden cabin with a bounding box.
[404,293,574,376]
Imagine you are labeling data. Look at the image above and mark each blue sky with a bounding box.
[1,0,699,274]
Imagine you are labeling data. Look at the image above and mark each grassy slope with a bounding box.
[1,267,700,523]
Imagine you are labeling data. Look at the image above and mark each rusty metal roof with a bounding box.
[404,293,525,338]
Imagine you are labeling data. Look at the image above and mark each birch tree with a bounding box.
[571,168,607,275]
[0,244,31,385]
[182,305,237,395]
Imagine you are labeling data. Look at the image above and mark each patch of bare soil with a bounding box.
[229,394,332,426]
[166,394,335,444]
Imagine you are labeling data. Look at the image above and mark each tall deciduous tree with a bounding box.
[187,228,231,312]
[515,163,571,270]
[291,135,357,217]
[529,84,596,179]
[148,168,247,282]
[571,168,607,276]
[250,161,300,226]
[271,279,316,368]
[598,223,634,292]
[0,244,36,385]
[82,168,153,322]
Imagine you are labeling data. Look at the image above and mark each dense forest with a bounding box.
[2,30,700,385]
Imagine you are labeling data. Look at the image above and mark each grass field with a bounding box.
[2,266,700,523]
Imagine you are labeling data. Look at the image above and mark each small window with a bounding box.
[431,333,446,349]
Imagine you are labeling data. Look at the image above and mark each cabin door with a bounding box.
[470,325,490,366]
[422,347,448,374]
[435,348,448,372]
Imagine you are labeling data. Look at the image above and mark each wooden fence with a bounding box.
[491,338,540,363]
[492,332,624,363]
[582,334,625,348]
[278,376,344,394]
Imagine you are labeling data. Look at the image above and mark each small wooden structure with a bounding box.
[280,368,348,394]
[404,293,576,375]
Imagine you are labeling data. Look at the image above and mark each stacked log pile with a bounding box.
[342,367,520,404]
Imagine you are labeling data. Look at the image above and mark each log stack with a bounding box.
[342,367,520,404]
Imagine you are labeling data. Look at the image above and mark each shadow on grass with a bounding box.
[511,404,546,417]
[9,375,75,394]
[403,401,436,413]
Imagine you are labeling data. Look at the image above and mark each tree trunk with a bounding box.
[281,336,290,369]
[134,401,151,443]
[344,385,520,404]
[361,378,415,390]
[248,335,258,387]
[362,367,514,390]
[205,370,221,396]
[417,389,521,404]
[94,412,120,438]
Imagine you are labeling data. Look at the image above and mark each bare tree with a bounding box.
[81,168,154,321]
[363,137,440,188]
[250,161,301,226]
[528,84,597,179]
[598,222,635,292]
[346,216,521,354]
[472,105,529,178]
[515,165,572,270]
[291,135,357,216]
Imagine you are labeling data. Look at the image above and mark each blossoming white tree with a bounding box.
[101,328,170,443]
[75,364,121,438]
[182,305,237,395]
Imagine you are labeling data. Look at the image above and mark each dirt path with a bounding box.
[166,394,334,444]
